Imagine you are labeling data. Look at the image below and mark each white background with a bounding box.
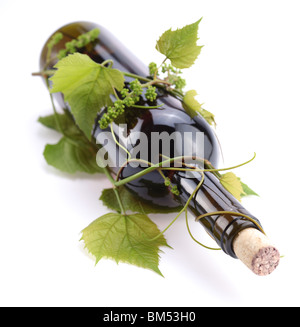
[0,0,299,307]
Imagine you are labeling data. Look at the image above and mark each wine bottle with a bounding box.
[39,21,280,275]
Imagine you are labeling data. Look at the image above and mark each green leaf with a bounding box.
[38,109,78,134]
[100,185,183,214]
[183,90,215,125]
[183,90,201,115]
[50,53,124,139]
[43,138,102,174]
[156,19,203,69]
[220,172,245,202]
[80,212,169,275]
[39,111,103,174]
[240,181,259,197]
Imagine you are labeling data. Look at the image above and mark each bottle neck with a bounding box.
[172,170,261,258]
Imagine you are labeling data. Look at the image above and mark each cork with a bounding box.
[232,228,280,276]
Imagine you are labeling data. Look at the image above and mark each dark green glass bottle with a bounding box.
[40,21,262,260]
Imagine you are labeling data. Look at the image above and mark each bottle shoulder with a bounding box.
[96,91,221,168]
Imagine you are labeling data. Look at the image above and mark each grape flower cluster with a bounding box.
[99,79,157,129]
[145,85,157,102]
[47,32,63,53]
[57,28,100,59]
[148,61,186,92]
[161,63,186,91]
[164,177,180,196]
[148,62,158,76]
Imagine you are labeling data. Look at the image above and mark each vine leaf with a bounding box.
[156,19,203,69]
[38,109,78,134]
[100,185,183,214]
[80,212,169,275]
[219,172,259,201]
[183,90,215,125]
[220,172,245,202]
[39,110,103,174]
[240,180,259,197]
[43,138,102,174]
[50,53,124,139]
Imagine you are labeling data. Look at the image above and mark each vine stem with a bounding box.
[204,160,222,179]
[131,104,164,109]
[123,72,151,83]
[185,209,221,251]
[100,165,126,215]
[154,57,167,80]
[122,71,172,87]
[195,211,265,235]
[113,153,256,188]
[32,69,56,77]
[46,77,64,135]
[114,156,181,187]
[110,123,131,160]
[101,59,113,67]
[102,166,116,185]
[147,172,205,242]
[115,156,203,186]
[113,187,126,215]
